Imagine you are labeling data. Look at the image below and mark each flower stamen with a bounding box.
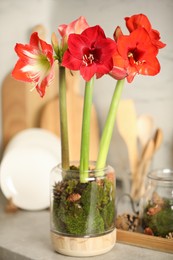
[83,53,94,66]
[128,52,146,66]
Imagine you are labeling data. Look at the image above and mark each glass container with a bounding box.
[50,161,116,256]
[140,168,173,238]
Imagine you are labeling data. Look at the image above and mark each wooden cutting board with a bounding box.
[1,25,58,150]
[40,69,100,161]
[1,73,58,149]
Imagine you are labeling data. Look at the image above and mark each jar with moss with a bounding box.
[140,168,173,238]
[50,161,116,257]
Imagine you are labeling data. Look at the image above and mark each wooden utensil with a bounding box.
[131,138,155,200]
[116,99,138,177]
[153,128,163,152]
[132,128,163,200]
[137,114,154,154]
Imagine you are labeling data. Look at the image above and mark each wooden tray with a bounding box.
[117,229,173,254]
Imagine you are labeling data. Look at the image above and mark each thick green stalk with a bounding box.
[96,79,125,170]
[59,66,69,169]
[80,77,94,182]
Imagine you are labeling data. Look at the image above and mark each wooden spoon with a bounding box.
[132,128,163,200]
[137,114,154,153]
[153,128,163,152]
[131,138,155,200]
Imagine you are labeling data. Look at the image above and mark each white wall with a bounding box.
[0,0,173,174]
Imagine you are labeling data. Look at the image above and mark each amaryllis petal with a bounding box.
[58,16,89,38]
[81,25,106,43]
[95,38,117,62]
[125,13,166,49]
[138,57,160,75]
[73,16,89,34]
[126,70,137,83]
[125,14,151,32]
[80,62,97,81]
[67,34,91,59]
[30,33,53,55]
[149,29,166,49]
[109,66,128,80]
[12,58,33,83]
[36,67,54,97]
[14,43,36,61]
[58,16,89,49]
[62,50,82,70]
[12,32,54,97]
[113,26,123,42]
[95,59,114,79]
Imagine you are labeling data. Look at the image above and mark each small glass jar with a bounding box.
[50,161,116,257]
[140,168,173,238]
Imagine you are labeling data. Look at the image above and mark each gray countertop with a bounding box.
[0,191,172,260]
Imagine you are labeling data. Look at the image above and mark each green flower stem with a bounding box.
[96,79,125,170]
[80,77,94,182]
[59,66,69,169]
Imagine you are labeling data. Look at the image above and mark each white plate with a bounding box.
[0,130,61,211]
[4,128,61,155]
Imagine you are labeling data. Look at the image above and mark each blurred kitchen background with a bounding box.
[0,0,173,191]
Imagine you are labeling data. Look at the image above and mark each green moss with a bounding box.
[101,200,115,229]
[65,179,78,194]
[52,177,115,236]
[142,199,173,237]
[65,208,105,235]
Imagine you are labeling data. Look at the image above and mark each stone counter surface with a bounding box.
[0,192,172,260]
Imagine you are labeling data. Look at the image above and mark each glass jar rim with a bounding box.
[148,168,173,182]
[56,160,111,173]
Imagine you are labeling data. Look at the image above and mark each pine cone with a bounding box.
[166,232,173,239]
[116,213,139,232]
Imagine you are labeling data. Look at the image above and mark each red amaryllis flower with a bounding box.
[12,32,54,97]
[62,25,118,81]
[125,14,166,49]
[112,27,160,83]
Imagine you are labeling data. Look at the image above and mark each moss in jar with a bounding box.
[52,167,115,236]
[142,194,173,238]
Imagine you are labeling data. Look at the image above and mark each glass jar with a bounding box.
[140,168,173,238]
[50,161,116,257]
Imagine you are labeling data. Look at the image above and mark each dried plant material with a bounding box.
[67,193,81,202]
[144,227,154,236]
[166,232,173,239]
[116,213,139,232]
[96,179,104,187]
[147,204,162,216]
[5,198,18,213]
[106,172,115,182]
